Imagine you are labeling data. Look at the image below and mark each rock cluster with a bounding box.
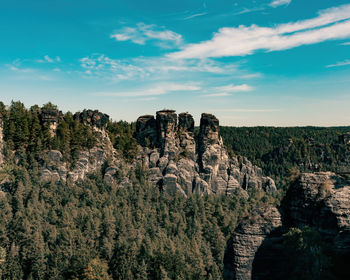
[224,172,350,280]
[135,110,276,197]
[38,109,275,197]
[74,110,109,130]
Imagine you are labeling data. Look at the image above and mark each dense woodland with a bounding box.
[0,101,348,279]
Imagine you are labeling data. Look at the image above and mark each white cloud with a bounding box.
[169,4,350,59]
[110,23,182,47]
[79,54,243,82]
[44,55,54,63]
[341,42,350,45]
[215,84,254,92]
[269,0,291,8]
[37,55,61,63]
[184,13,207,20]
[203,92,230,97]
[94,83,200,97]
[326,59,350,68]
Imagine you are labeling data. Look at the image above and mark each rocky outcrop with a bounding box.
[223,207,283,280]
[224,172,350,279]
[136,110,276,197]
[74,110,109,130]
[40,116,116,183]
[136,115,157,147]
[38,109,275,197]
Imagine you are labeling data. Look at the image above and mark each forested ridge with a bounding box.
[0,101,349,279]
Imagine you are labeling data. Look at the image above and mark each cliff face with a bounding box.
[133,110,276,197]
[40,110,116,182]
[224,172,350,280]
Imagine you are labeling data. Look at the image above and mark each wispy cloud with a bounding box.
[184,12,207,20]
[110,23,182,48]
[215,84,254,92]
[94,83,200,97]
[326,59,350,68]
[269,0,291,8]
[79,54,243,82]
[170,4,350,59]
[203,84,254,97]
[203,92,230,97]
[217,108,281,113]
[37,55,61,63]
[341,42,350,45]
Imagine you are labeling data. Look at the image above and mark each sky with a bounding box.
[1,0,350,126]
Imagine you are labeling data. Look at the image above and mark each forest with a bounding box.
[0,101,349,279]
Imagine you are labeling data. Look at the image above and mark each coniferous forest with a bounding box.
[0,101,349,279]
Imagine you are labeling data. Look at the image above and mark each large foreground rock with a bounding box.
[224,172,350,279]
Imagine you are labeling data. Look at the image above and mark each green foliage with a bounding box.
[107,121,138,160]
[220,126,350,189]
[0,167,257,279]
[1,101,98,166]
[283,227,334,280]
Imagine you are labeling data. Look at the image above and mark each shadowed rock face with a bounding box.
[178,113,194,133]
[74,109,109,129]
[223,207,283,280]
[136,115,157,147]
[40,107,63,125]
[224,172,350,280]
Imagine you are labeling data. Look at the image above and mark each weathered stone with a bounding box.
[136,115,157,147]
[178,112,194,133]
[156,110,179,158]
[74,109,109,130]
[162,174,186,197]
[224,172,350,280]
[223,207,283,280]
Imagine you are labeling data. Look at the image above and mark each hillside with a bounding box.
[0,101,349,279]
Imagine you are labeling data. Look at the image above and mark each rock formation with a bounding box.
[223,207,283,280]
[224,172,350,280]
[135,110,276,197]
[74,109,109,130]
[37,108,275,197]
[40,110,115,182]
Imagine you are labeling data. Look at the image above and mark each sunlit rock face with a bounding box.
[135,110,276,197]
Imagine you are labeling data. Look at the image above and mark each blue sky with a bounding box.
[1,0,350,126]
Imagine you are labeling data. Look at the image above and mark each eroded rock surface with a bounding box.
[37,109,275,198]
[74,109,109,130]
[224,172,350,279]
[136,111,276,197]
